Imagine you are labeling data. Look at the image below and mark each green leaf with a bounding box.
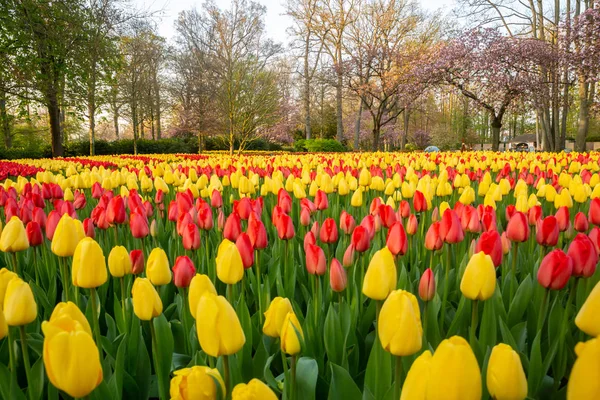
[328,363,362,400]
[29,356,45,400]
[528,332,543,398]
[108,336,127,400]
[0,362,11,400]
[507,275,533,327]
[263,354,282,394]
[363,339,391,400]
[479,297,497,351]
[324,305,343,366]
[153,314,174,400]
[296,357,318,400]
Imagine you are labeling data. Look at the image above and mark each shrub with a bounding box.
[301,139,346,152]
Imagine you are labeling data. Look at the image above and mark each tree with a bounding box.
[432,28,553,150]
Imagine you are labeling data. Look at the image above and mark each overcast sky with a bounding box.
[134,0,456,43]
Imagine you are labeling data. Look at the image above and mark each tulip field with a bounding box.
[1,151,600,400]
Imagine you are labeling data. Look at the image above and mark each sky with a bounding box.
[134,0,456,43]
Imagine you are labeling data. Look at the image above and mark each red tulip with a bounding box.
[555,206,570,232]
[107,196,127,225]
[537,249,573,290]
[130,250,145,275]
[168,201,179,222]
[211,189,223,208]
[425,222,443,251]
[386,221,407,256]
[154,189,164,205]
[439,209,464,244]
[528,205,543,226]
[130,212,149,239]
[475,230,503,267]
[505,205,516,221]
[143,201,153,218]
[235,233,254,269]
[481,210,497,232]
[413,190,428,212]
[379,205,397,229]
[301,198,316,214]
[172,256,196,288]
[91,182,104,199]
[360,215,376,239]
[431,207,440,223]
[83,218,95,239]
[506,212,529,242]
[339,211,356,235]
[4,198,17,221]
[248,214,268,250]
[310,221,319,239]
[271,205,284,226]
[182,223,201,251]
[45,210,61,240]
[314,190,328,211]
[589,197,600,226]
[277,189,292,214]
[406,214,418,235]
[351,226,370,253]
[306,244,326,276]
[536,216,559,247]
[320,218,338,244]
[399,200,411,218]
[234,198,253,220]
[369,198,382,215]
[568,233,598,278]
[343,244,355,267]
[276,213,295,240]
[197,203,213,231]
[300,206,311,227]
[176,192,193,216]
[177,212,194,237]
[574,212,589,232]
[224,212,242,241]
[418,268,435,301]
[73,193,86,210]
[501,232,511,254]
[26,221,43,247]
[32,207,47,229]
[330,258,347,292]
[589,227,600,253]
[304,231,316,253]
[217,209,225,232]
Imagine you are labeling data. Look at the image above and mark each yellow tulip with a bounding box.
[51,214,84,257]
[232,379,278,400]
[567,336,600,399]
[154,176,169,193]
[280,311,303,355]
[0,310,7,340]
[263,297,293,338]
[72,238,107,288]
[460,251,496,301]
[350,188,363,207]
[108,245,132,278]
[146,247,172,286]
[196,293,245,357]
[3,277,37,326]
[170,366,225,400]
[0,216,29,253]
[42,313,103,398]
[378,290,422,356]
[188,274,217,319]
[362,247,397,300]
[426,336,481,400]
[486,343,527,400]
[575,280,600,337]
[216,239,244,285]
[0,267,17,305]
[338,178,349,196]
[131,278,163,321]
[400,350,432,400]
[49,301,92,335]
[359,168,372,187]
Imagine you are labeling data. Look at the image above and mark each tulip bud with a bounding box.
[378,289,422,356]
[487,344,528,400]
[26,220,43,247]
[314,189,328,210]
[343,244,355,267]
[537,249,573,290]
[263,297,293,337]
[3,277,36,326]
[506,212,529,242]
[589,197,600,226]
[568,234,598,278]
[275,213,295,240]
[232,378,278,400]
[351,225,370,253]
[536,216,560,247]
[0,216,29,253]
[130,212,149,239]
[362,247,396,300]
[339,211,356,235]
[460,251,496,301]
[72,238,107,289]
[413,190,427,212]
[475,230,503,267]
[131,277,162,320]
[108,246,132,278]
[574,211,589,232]
[500,232,511,255]
[431,207,439,223]
[386,221,407,256]
[51,214,85,257]
[319,217,338,244]
[575,280,600,337]
[235,232,254,269]
[305,244,326,276]
[146,247,172,285]
[216,239,244,284]
[130,249,144,275]
[188,274,217,319]
[427,336,482,400]
[330,258,347,292]
[196,293,245,357]
[182,223,201,251]
[300,205,311,227]
[0,268,17,304]
[406,214,418,235]
[172,256,196,288]
[567,336,600,399]
[224,212,242,242]
[106,195,126,225]
[280,311,303,355]
[248,214,268,250]
[400,350,432,400]
[350,188,363,207]
[170,366,225,400]
[555,206,570,232]
[424,222,443,251]
[418,268,435,301]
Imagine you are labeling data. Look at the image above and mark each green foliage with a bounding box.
[294,139,346,153]
[405,143,416,151]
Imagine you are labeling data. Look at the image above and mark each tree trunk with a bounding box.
[372,124,380,151]
[353,98,363,150]
[401,108,409,150]
[47,92,64,157]
[0,91,11,148]
[335,46,344,142]
[154,75,161,139]
[304,37,311,140]
[490,115,501,151]
[88,95,95,156]
[229,116,234,157]
[132,95,138,155]
[576,79,590,152]
[113,107,120,139]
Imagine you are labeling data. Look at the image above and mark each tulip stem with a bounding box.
[150,320,169,400]
[256,250,263,326]
[439,246,451,333]
[223,355,230,398]
[120,277,126,328]
[537,288,549,331]
[394,356,402,400]
[11,252,19,277]
[290,355,297,400]
[470,300,479,343]
[510,242,519,300]
[19,326,33,400]
[180,288,191,355]
[90,288,103,360]
[60,257,71,302]
[313,275,319,328]
[7,328,15,373]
